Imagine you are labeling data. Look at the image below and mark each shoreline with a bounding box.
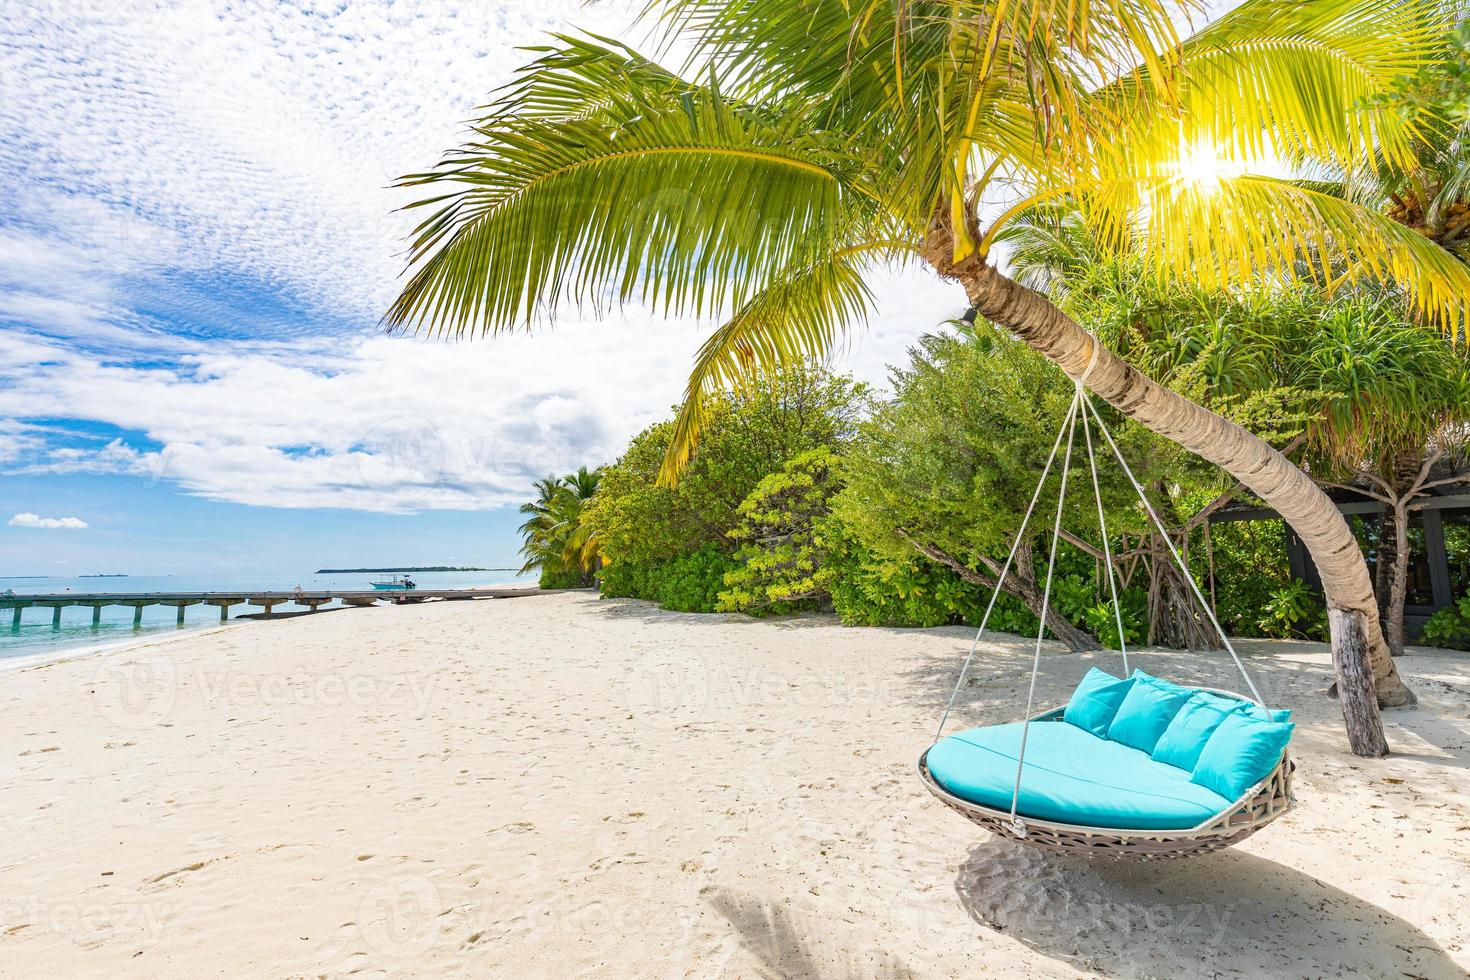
[0,621,237,674]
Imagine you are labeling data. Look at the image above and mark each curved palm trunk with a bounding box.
[929,251,1412,754]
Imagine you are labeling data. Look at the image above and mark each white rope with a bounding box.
[1080,390,1130,675]
[934,387,1079,742]
[1082,396,1269,708]
[1009,393,1081,828]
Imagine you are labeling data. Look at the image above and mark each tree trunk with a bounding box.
[1384,499,1411,657]
[925,250,1414,753]
[894,528,1101,652]
[1373,511,1394,619]
[1327,608,1389,757]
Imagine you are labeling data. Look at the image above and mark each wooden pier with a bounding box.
[2,587,547,629]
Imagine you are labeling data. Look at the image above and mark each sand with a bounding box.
[1,591,1468,978]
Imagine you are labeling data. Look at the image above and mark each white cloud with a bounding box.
[0,1,967,514]
[9,512,88,530]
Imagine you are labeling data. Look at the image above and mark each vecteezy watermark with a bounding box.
[0,896,169,948]
[1416,875,1469,950]
[355,875,443,958]
[91,655,180,731]
[621,651,711,725]
[190,668,439,716]
[92,656,440,729]
[355,415,446,493]
[621,653,899,729]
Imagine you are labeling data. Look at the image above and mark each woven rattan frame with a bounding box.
[920,694,1295,860]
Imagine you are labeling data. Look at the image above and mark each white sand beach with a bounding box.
[2,591,1468,978]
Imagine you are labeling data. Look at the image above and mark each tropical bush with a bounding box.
[598,544,740,613]
[717,448,838,615]
[583,367,869,611]
[1421,596,1470,651]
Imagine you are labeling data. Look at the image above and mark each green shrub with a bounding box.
[598,545,740,613]
[718,449,837,615]
[582,367,869,570]
[1421,596,1470,650]
[1255,578,1328,640]
[537,567,592,590]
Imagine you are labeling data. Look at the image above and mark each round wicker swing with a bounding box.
[920,370,1297,860]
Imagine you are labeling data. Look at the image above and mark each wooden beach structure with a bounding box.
[3,586,548,629]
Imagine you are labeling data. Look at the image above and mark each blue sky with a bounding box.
[0,0,959,577]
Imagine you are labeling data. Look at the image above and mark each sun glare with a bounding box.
[1170,140,1247,193]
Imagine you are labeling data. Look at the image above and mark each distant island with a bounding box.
[314,566,517,574]
[80,574,129,578]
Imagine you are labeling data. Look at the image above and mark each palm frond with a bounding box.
[659,245,895,482]
[1100,0,1451,171]
[1083,172,1470,340]
[387,36,880,335]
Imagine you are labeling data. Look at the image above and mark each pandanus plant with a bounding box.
[388,0,1470,755]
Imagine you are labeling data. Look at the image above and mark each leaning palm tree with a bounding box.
[388,0,1470,754]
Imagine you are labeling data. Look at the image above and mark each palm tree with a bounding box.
[1293,301,1470,656]
[518,468,603,586]
[387,0,1470,754]
[1358,24,1470,258]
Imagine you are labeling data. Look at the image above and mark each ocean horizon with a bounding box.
[0,569,536,665]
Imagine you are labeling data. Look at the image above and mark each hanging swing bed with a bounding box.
[918,368,1296,860]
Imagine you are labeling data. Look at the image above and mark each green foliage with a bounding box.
[538,567,592,590]
[518,467,603,587]
[1256,579,1328,640]
[821,525,996,628]
[717,448,837,615]
[1081,596,1147,651]
[389,2,1470,487]
[1420,596,1470,651]
[597,545,740,613]
[833,323,1160,570]
[585,367,867,612]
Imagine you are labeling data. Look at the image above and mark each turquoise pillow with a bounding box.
[1062,668,1134,737]
[1242,703,1293,723]
[1129,668,1190,695]
[1106,673,1193,753]
[1151,692,1245,771]
[1190,711,1294,801]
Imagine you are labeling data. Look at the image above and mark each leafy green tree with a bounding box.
[832,324,1175,651]
[718,448,839,614]
[1292,299,1470,654]
[584,368,868,609]
[1364,23,1470,260]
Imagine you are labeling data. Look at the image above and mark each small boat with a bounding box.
[370,575,417,591]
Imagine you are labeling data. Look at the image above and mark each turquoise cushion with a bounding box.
[1107,672,1193,753]
[1191,711,1294,801]
[1061,667,1134,737]
[1152,692,1246,771]
[1242,703,1293,723]
[926,721,1232,831]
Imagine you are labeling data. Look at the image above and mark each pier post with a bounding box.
[133,605,144,629]
[10,607,19,629]
[92,605,102,627]
[176,604,186,626]
[52,606,62,628]
[205,598,244,622]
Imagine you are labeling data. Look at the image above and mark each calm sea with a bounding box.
[0,569,535,666]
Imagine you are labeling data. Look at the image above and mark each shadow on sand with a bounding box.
[954,836,1465,978]
[702,885,919,979]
